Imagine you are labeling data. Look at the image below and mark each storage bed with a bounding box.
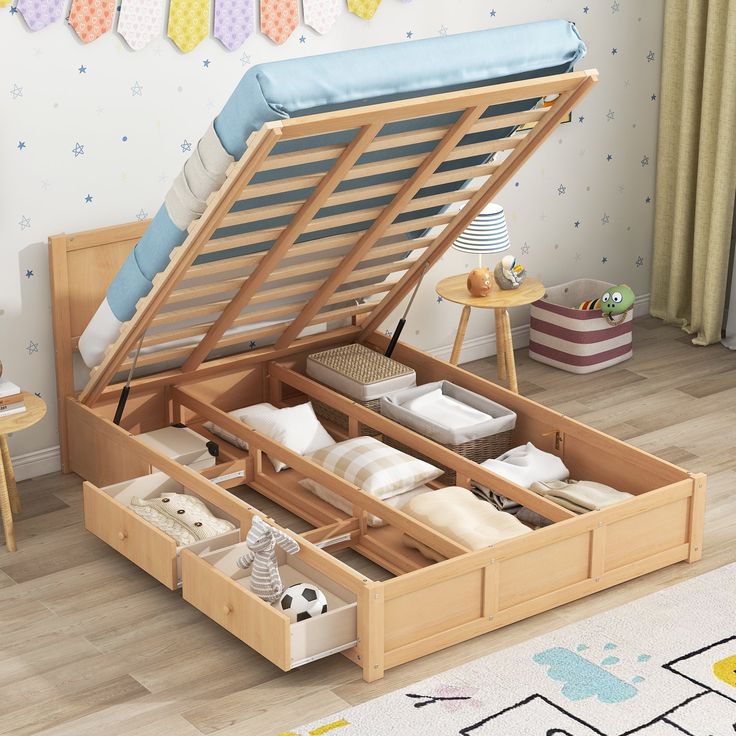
[48,24,705,683]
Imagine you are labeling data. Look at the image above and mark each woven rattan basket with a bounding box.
[307,344,416,436]
[385,431,514,486]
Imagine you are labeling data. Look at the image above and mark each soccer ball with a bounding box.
[277,582,328,623]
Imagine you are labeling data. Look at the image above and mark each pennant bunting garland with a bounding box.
[17,0,65,30]
[214,0,255,50]
[68,0,116,43]
[118,0,165,50]
[302,0,340,34]
[167,0,210,52]
[259,0,298,44]
[347,0,381,20]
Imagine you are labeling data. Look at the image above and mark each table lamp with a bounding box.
[453,202,510,268]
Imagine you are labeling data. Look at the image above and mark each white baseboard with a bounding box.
[12,445,62,482]
[11,295,650,479]
[428,293,651,365]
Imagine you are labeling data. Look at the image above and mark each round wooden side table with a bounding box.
[0,392,46,552]
[436,274,546,393]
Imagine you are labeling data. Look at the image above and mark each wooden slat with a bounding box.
[181,122,384,372]
[78,124,285,406]
[277,71,588,139]
[275,105,487,350]
[358,71,598,339]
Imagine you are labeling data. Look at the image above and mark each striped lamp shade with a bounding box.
[453,202,510,257]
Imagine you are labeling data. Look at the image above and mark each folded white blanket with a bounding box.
[478,442,569,490]
[530,479,633,513]
[405,388,492,430]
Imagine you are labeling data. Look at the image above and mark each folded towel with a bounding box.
[404,388,492,430]
[530,479,633,513]
[476,442,569,490]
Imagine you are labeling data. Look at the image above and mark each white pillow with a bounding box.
[247,402,336,472]
[305,436,442,499]
[203,402,277,451]
[299,479,433,527]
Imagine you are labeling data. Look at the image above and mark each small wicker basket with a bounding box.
[306,344,416,435]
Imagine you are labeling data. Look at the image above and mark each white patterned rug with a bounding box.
[284,563,736,736]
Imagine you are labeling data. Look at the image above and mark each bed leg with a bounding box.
[687,473,706,563]
[358,581,385,682]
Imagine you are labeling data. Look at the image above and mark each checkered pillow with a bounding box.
[305,436,442,499]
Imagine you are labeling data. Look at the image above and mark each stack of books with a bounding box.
[0,378,25,418]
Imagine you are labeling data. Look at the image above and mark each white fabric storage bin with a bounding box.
[529,278,633,374]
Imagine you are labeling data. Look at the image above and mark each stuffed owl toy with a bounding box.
[130,493,235,546]
[494,255,527,290]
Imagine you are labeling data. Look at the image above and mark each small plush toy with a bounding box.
[493,255,527,290]
[277,582,328,623]
[237,516,300,603]
[577,284,635,325]
[466,267,493,297]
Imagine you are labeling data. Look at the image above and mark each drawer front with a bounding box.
[181,549,291,671]
[83,481,178,589]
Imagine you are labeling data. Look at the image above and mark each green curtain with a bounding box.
[650,0,736,345]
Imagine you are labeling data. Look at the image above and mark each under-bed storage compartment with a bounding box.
[83,472,241,589]
[182,542,358,670]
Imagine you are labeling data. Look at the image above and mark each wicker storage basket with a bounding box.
[306,344,416,435]
[380,381,516,485]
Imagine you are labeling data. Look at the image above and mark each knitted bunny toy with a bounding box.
[237,516,300,603]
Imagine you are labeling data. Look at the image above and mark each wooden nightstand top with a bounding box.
[0,392,47,435]
[436,274,546,309]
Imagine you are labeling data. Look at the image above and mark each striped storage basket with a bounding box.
[529,279,633,374]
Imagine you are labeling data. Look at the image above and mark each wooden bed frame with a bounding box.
[48,68,706,682]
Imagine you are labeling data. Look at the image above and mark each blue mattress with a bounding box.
[80,19,586,368]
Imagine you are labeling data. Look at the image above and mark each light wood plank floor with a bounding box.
[1,318,734,735]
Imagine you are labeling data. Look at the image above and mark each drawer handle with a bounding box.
[223,603,233,616]
[118,531,128,541]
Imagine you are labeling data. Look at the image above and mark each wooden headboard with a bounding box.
[49,219,149,470]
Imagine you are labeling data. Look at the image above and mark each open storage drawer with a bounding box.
[182,542,358,670]
[83,472,241,589]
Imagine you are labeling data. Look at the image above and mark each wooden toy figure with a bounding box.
[237,516,301,603]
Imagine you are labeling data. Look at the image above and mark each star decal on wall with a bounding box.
[84,193,93,203]
[578,115,584,123]
[240,52,251,66]
[611,1,620,13]
[10,84,23,100]
[438,24,447,36]
[606,109,615,122]
[136,208,148,221]
[202,58,211,67]
[78,64,87,74]
[490,9,496,17]
[9,5,18,13]
[406,30,412,38]
[181,140,192,153]
[26,340,39,355]
[647,50,655,62]
[606,153,613,161]
[436,295,443,303]
[41,179,50,190]
[602,256,608,263]
[19,215,31,230]
[601,213,610,225]
[574,220,581,228]
[557,184,567,195]
[645,195,652,203]
[17,141,26,150]
[72,142,85,157]
[641,154,650,166]
[583,5,589,13]
[25,269,34,278]
[131,81,143,96]
[611,47,618,55]
[651,93,657,101]
[299,35,306,43]
[520,242,530,255]
[636,256,644,267]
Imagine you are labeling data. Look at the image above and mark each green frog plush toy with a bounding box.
[577,284,635,325]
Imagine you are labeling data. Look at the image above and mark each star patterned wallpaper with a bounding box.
[0,0,663,469]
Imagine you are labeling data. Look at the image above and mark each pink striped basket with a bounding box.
[529,278,633,374]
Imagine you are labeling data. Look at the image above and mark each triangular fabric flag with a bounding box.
[260,0,298,44]
[167,0,210,52]
[118,0,165,50]
[17,0,65,30]
[214,0,255,50]
[302,0,340,34]
[68,0,116,43]
[347,0,380,20]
